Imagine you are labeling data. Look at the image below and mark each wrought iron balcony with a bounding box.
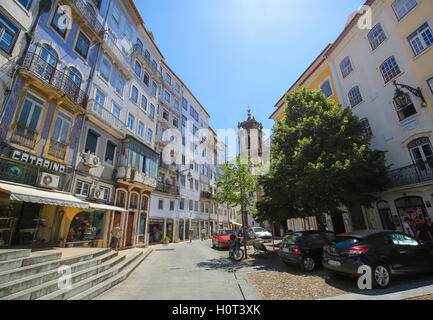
[87,99,126,135]
[200,191,214,200]
[21,52,88,108]
[132,44,156,75]
[388,160,433,188]
[10,124,38,149]
[65,0,105,39]
[47,140,67,161]
[156,182,180,195]
[102,33,132,77]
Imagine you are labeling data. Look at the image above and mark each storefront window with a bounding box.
[67,211,106,243]
[395,197,427,236]
[138,214,146,235]
[179,219,184,240]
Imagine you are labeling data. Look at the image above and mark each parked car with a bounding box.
[249,227,272,242]
[212,229,237,249]
[279,231,336,271]
[323,230,433,289]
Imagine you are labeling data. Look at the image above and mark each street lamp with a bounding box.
[393,80,427,109]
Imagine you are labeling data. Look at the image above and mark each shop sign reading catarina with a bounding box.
[11,150,66,173]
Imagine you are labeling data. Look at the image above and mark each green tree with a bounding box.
[258,87,389,223]
[215,156,258,258]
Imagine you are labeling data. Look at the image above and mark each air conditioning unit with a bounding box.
[38,172,60,189]
[82,153,101,168]
[90,187,104,201]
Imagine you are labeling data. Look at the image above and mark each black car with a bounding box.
[323,230,433,289]
[279,231,336,271]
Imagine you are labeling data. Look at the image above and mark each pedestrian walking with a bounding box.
[415,219,432,242]
[201,227,207,241]
[426,218,433,242]
[109,224,121,250]
[403,217,415,237]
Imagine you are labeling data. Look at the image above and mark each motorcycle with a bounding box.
[228,234,244,261]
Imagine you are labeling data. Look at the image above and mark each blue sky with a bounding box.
[137,0,365,133]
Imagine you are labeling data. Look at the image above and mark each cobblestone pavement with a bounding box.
[406,294,433,300]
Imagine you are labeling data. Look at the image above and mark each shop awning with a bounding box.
[0,181,89,209]
[230,221,243,226]
[87,202,127,213]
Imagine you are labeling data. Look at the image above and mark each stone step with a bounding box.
[0,252,62,272]
[0,248,109,285]
[0,249,31,262]
[70,249,152,300]
[36,254,129,300]
[0,250,116,299]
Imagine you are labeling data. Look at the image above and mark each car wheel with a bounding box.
[302,257,316,272]
[373,265,391,289]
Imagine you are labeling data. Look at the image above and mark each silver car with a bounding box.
[249,227,272,242]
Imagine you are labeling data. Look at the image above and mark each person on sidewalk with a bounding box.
[109,224,121,250]
[426,218,433,242]
[201,227,207,241]
[415,219,432,242]
[403,217,415,238]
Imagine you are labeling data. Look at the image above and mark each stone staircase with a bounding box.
[0,248,151,300]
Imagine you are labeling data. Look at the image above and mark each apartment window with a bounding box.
[112,4,120,24]
[320,80,333,98]
[194,111,199,122]
[200,202,204,213]
[152,60,157,73]
[181,115,187,127]
[50,5,70,38]
[152,81,157,96]
[189,199,193,211]
[194,201,198,211]
[180,175,185,186]
[75,180,91,197]
[75,32,90,59]
[408,23,433,56]
[193,125,198,135]
[162,109,169,121]
[165,90,171,103]
[112,103,120,119]
[195,179,199,190]
[166,74,172,84]
[392,0,417,21]
[368,24,387,50]
[116,76,125,95]
[144,50,150,63]
[182,154,185,165]
[360,119,373,139]
[175,83,180,92]
[18,0,32,10]
[174,99,179,110]
[99,186,110,202]
[189,179,193,189]
[158,199,163,210]
[143,71,149,86]
[408,137,433,169]
[94,89,105,113]
[100,58,111,81]
[140,95,147,111]
[380,57,401,83]
[150,104,155,119]
[131,85,138,104]
[135,61,141,77]
[51,111,72,146]
[127,113,135,131]
[173,117,178,128]
[348,86,363,107]
[170,201,175,211]
[84,129,99,154]
[182,98,188,110]
[17,93,44,132]
[104,140,116,165]
[0,13,19,54]
[138,121,144,137]
[179,198,185,210]
[340,57,353,78]
[395,95,417,121]
[147,128,153,143]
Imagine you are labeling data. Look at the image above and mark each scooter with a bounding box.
[228,234,244,261]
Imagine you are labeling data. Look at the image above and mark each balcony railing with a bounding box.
[156,182,180,195]
[10,124,38,149]
[87,99,126,134]
[133,44,157,75]
[48,140,67,161]
[65,0,105,38]
[388,161,433,188]
[21,52,88,108]
[102,33,132,75]
[200,191,214,200]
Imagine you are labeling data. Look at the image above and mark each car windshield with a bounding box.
[252,227,266,232]
[284,233,301,245]
[219,230,234,236]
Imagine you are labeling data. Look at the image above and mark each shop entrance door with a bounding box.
[13,202,43,246]
[125,212,135,247]
[348,205,367,231]
[377,201,397,231]
[167,221,173,242]
[331,213,345,234]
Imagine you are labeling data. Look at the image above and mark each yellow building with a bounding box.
[382,0,433,115]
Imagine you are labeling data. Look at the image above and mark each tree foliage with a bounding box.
[257,87,389,221]
[215,156,258,213]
